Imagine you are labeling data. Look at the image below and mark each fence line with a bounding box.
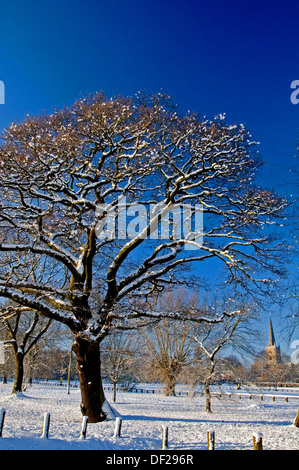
[29,381,299,402]
[0,411,281,450]
[126,388,299,402]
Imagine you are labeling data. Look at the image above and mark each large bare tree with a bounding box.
[0,92,288,421]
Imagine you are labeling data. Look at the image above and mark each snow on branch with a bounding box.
[0,286,80,331]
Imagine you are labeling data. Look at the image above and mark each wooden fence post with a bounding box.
[293,409,299,428]
[162,425,169,449]
[80,416,88,439]
[113,417,122,438]
[207,430,215,450]
[0,409,5,437]
[253,432,263,450]
[41,412,51,439]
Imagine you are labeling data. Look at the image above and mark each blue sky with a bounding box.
[0,0,298,352]
[0,0,298,187]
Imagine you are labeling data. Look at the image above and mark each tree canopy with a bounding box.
[0,92,288,335]
[0,92,290,420]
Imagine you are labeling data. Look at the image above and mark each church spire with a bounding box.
[265,315,281,364]
[269,316,276,347]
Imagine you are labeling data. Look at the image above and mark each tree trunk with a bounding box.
[113,382,117,402]
[205,379,212,413]
[73,334,107,423]
[12,351,24,394]
[164,360,178,396]
[164,380,176,396]
[205,362,215,413]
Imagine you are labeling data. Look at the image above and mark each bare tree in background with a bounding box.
[0,303,52,393]
[0,92,289,421]
[142,317,194,396]
[139,290,197,396]
[190,299,259,413]
[101,330,138,402]
[0,325,14,384]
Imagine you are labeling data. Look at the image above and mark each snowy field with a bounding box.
[0,382,298,451]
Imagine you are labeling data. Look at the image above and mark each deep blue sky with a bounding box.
[0,0,298,186]
[0,0,298,352]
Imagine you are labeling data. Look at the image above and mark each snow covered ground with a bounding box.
[0,382,298,450]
